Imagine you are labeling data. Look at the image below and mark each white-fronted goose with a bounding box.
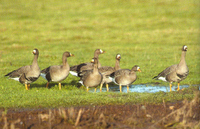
[40,51,74,90]
[109,65,141,93]
[153,45,189,91]
[98,54,121,92]
[69,49,105,76]
[79,58,103,92]
[5,48,40,90]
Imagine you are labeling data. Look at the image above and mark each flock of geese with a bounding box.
[5,45,189,93]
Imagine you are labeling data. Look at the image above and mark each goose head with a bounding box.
[90,58,94,63]
[182,45,187,51]
[116,54,121,60]
[93,57,98,65]
[32,48,39,55]
[63,51,74,57]
[95,49,105,55]
[132,65,141,72]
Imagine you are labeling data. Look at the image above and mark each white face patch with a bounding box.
[184,45,187,50]
[117,54,121,59]
[137,67,140,71]
[33,49,36,54]
[91,58,94,63]
[100,49,103,53]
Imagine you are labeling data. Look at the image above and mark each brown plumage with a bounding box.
[153,45,189,91]
[109,65,141,93]
[5,49,40,90]
[69,49,105,76]
[98,53,121,92]
[79,58,103,92]
[40,51,74,90]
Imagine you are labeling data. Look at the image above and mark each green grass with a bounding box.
[0,0,199,108]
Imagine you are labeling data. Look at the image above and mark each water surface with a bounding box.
[94,84,198,93]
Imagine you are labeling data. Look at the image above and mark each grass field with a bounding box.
[0,0,199,108]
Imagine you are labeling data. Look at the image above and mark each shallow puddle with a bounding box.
[91,84,198,93]
[123,84,189,93]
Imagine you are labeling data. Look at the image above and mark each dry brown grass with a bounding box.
[1,92,199,128]
[151,91,200,128]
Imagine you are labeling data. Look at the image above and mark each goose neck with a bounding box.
[114,59,120,71]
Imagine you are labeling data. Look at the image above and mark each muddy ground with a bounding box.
[0,93,199,129]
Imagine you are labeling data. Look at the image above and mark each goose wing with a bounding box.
[153,64,177,79]
[5,65,31,78]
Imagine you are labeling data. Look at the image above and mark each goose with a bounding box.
[153,45,189,91]
[40,51,74,90]
[69,49,105,76]
[5,48,40,90]
[109,65,141,93]
[78,58,103,92]
[98,54,121,92]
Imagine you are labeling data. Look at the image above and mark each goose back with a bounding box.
[40,51,73,83]
[70,49,105,75]
[111,65,140,86]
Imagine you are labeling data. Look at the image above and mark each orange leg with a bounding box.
[127,85,129,93]
[177,83,180,91]
[170,83,172,92]
[94,88,97,92]
[59,83,61,90]
[119,85,122,93]
[106,84,109,92]
[46,82,49,88]
[25,84,28,90]
[28,84,30,90]
[100,83,103,92]
[87,87,89,92]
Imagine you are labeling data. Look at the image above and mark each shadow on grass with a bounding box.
[29,81,82,90]
[29,83,47,89]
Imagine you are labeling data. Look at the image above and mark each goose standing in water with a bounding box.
[5,49,41,90]
[109,65,141,93]
[40,51,74,90]
[153,45,189,91]
[70,49,105,76]
[78,58,103,92]
[98,54,121,92]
